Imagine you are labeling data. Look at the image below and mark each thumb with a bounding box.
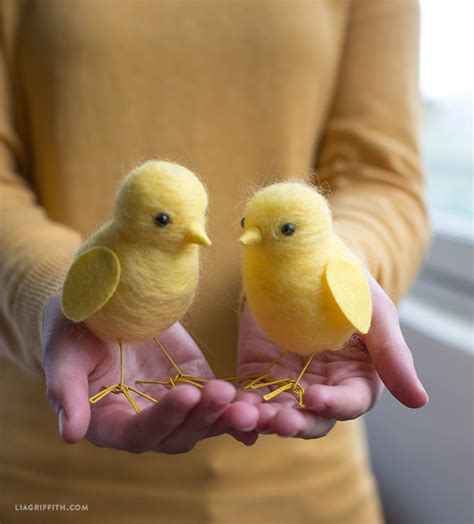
[44,339,92,444]
[364,288,428,409]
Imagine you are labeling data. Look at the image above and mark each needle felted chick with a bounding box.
[61,160,211,412]
[238,182,372,406]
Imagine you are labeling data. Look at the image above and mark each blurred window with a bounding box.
[419,0,473,293]
[420,0,473,240]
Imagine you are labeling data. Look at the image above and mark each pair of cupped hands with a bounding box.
[42,273,428,455]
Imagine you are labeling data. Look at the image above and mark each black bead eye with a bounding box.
[240,217,245,229]
[281,223,296,236]
[155,212,170,227]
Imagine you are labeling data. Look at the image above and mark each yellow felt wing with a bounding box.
[61,246,121,323]
[325,259,372,334]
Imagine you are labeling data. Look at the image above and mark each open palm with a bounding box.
[43,293,258,454]
[237,275,428,439]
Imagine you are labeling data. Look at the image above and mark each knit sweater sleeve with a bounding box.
[0,25,81,375]
[315,0,430,303]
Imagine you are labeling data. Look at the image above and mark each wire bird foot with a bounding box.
[89,383,158,413]
[136,373,207,389]
[89,339,158,413]
[229,351,288,390]
[219,373,266,387]
[262,380,306,407]
[135,338,208,390]
[251,353,316,408]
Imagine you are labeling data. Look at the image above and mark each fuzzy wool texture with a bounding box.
[61,160,209,342]
[240,182,372,355]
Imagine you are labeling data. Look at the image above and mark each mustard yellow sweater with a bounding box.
[0,1,428,523]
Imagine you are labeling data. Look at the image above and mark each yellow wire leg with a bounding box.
[262,353,315,408]
[220,373,262,383]
[248,377,291,390]
[89,340,158,413]
[262,382,294,400]
[238,351,286,389]
[135,338,207,389]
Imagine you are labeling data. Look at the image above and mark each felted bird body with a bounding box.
[240,182,372,356]
[61,160,211,411]
[69,225,201,343]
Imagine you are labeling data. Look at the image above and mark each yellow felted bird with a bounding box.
[61,160,211,412]
[238,182,372,405]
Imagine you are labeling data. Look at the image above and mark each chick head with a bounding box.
[114,160,211,249]
[239,182,332,252]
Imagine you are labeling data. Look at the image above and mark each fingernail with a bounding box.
[58,407,65,438]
